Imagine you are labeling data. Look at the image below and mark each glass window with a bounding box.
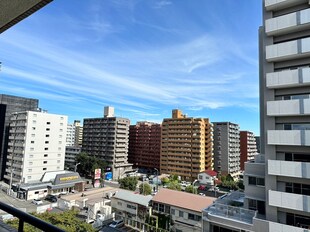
[257,178,265,186]
[248,176,256,185]
[171,209,175,215]
[179,211,184,217]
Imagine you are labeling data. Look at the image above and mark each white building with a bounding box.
[198,170,217,186]
[4,110,67,184]
[66,123,75,146]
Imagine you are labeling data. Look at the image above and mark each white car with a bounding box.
[109,219,124,228]
[32,199,43,205]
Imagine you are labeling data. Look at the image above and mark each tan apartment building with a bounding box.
[160,109,213,181]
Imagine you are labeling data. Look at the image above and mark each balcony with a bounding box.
[265,8,310,36]
[268,160,310,178]
[267,130,310,146]
[266,37,310,62]
[267,99,310,116]
[253,218,307,232]
[269,190,310,212]
[266,67,310,89]
[265,0,306,11]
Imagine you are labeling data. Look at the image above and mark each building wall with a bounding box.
[243,0,310,229]
[66,123,75,146]
[4,110,67,184]
[82,107,132,180]
[0,94,38,180]
[65,146,81,170]
[160,109,213,181]
[240,131,257,171]
[128,121,161,170]
[213,122,240,178]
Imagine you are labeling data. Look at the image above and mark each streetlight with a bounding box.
[154,168,158,192]
[74,163,81,172]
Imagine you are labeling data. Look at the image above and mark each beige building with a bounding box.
[160,109,213,181]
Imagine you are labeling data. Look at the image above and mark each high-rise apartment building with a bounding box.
[128,121,161,170]
[160,109,213,181]
[245,0,310,229]
[240,131,258,171]
[66,120,83,147]
[74,120,83,146]
[0,94,39,180]
[65,146,81,171]
[66,123,75,146]
[4,110,67,184]
[213,122,240,179]
[82,106,132,180]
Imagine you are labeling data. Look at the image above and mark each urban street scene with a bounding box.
[0,0,309,231]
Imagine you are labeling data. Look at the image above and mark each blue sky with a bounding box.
[0,0,262,135]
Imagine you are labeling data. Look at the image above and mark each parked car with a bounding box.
[32,199,43,205]
[109,219,124,228]
[45,194,57,202]
[199,193,206,196]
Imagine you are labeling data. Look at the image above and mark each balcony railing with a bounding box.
[0,201,64,232]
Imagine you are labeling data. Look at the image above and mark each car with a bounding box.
[199,193,206,196]
[45,194,57,202]
[109,219,124,228]
[32,199,43,205]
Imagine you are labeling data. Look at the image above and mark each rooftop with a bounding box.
[113,190,152,207]
[152,188,216,212]
[202,170,217,177]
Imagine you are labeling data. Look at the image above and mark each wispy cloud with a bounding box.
[154,0,172,9]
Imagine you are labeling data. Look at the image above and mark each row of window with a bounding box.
[248,176,265,186]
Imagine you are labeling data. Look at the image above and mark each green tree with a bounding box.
[167,181,181,191]
[169,174,179,182]
[161,177,170,186]
[139,182,152,195]
[76,152,107,178]
[119,176,138,191]
[6,210,95,232]
[185,185,197,194]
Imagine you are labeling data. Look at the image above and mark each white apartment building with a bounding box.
[4,110,67,184]
[66,123,75,146]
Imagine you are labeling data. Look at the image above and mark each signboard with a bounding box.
[94,179,100,188]
[105,172,112,180]
[59,176,79,182]
[94,169,101,180]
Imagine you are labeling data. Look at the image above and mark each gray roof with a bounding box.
[112,190,152,207]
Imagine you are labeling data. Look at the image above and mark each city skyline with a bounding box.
[0,0,262,135]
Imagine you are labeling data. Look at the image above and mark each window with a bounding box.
[44,154,48,157]
[248,176,264,186]
[45,141,49,144]
[32,127,36,130]
[31,134,35,137]
[45,134,50,137]
[35,191,39,194]
[59,135,62,138]
[43,168,47,171]
[44,148,48,151]
[286,183,310,196]
[158,204,164,212]
[188,213,201,221]
[28,169,32,172]
[127,204,136,210]
[46,128,50,131]
[58,147,61,151]
[29,154,33,158]
[117,202,122,206]
[60,123,63,126]
[32,120,36,124]
[179,211,184,217]
[171,209,175,215]
[31,141,34,144]
[33,114,37,117]
[29,162,33,165]
[43,161,47,164]
[57,160,60,163]
[47,122,50,125]
[28,176,31,179]
[57,154,61,157]
[60,129,63,132]
[57,166,60,169]
[58,141,62,144]
[248,199,265,215]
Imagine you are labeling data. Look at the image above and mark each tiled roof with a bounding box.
[203,170,217,176]
[152,189,216,212]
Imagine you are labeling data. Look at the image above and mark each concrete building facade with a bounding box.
[245,0,310,230]
[0,94,39,180]
[74,120,83,146]
[128,121,161,170]
[4,110,67,184]
[240,131,258,171]
[65,146,81,171]
[160,109,213,181]
[213,122,240,179]
[82,106,132,180]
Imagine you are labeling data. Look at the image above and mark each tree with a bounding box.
[139,182,152,195]
[6,210,95,232]
[185,185,197,194]
[76,152,107,178]
[167,181,181,191]
[161,177,170,186]
[119,176,138,191]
